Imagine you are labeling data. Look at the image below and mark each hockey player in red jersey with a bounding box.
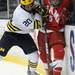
[38,0,72,75]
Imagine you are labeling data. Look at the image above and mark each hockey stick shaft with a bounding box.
[39,0,53,75]
[44,23,51,69]
[38,0,53,75]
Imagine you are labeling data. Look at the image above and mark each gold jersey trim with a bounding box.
[34,20,41,29]
[7,21,21,32]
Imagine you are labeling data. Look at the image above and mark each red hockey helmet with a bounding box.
[50,0,63,7]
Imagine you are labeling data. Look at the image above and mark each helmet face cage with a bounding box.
[24,3,34,11]
[50,0,62,7]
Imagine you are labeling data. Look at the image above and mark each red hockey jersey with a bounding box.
[43,0,70,31]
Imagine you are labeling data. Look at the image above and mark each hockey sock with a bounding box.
[28,60,38,71]
[53,67,62,75]
[27,51,39,72]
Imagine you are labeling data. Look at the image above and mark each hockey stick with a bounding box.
[43,23,53,75]
[38,0,53,75]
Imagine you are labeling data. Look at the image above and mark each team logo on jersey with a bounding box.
[23,18,32,27]
[0,47,5,52]
[49,6,60,23]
